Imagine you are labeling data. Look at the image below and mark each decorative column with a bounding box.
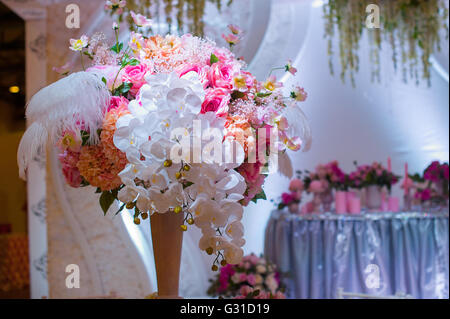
[1,0,49,299]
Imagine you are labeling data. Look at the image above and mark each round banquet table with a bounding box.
[264,210,449,299]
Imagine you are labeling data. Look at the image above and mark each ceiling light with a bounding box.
[9,86,20,94]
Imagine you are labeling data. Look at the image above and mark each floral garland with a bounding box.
[323,0,449,86]
[106,0,233,36]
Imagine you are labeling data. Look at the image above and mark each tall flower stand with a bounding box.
[150,212,184,299]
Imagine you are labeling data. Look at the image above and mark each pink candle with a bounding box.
[335,191,347,214]
[388,197,400,212]
[387,157,392,172]
[348,197,361,214]
[404,162,409,195]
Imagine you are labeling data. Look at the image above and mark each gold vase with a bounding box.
[150,212,184,299]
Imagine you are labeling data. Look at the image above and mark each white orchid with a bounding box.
[222,242,244,265]
[148,183,184,214]
[225,221,244,240]
[113,70,247,265]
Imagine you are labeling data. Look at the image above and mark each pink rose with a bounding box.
[122,64,149,95]
[208,62,235,90]
[201,88,230,117]
[59,150,82,188]
[281,192,295,205]
[87,65,123,90]
[177,64,210,88]
[212,47,234,64]
[309,180,326,193]
[420,188,432,201]
[289,178,304,192]
[247,274,256,286]
[238,162,262,184]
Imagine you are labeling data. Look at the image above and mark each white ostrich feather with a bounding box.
[17,71,110,180]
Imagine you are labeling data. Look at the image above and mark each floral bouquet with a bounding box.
[352,161,399,192]
[411,161,449,205]
[300,161,347,194]
[207,253,286,299]
[17,1,311,276]
[276,178,303,212]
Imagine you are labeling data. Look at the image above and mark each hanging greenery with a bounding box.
[323,0,449,86]
[114,0,233,36]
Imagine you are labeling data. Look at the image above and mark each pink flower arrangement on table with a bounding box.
[411,161,449,204]
[17,2,311,270]
[298,161,347,194]
[207,253,286,299]
[350,161,399,191]
[276,178,303,211]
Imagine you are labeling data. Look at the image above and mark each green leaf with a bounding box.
[183,181,194,189]
[110,42,123,54]
[251,189,267,203]
[101,77,107,86]
[121,82,131,94]
[210,53,219,65]
[128,59,139,66]
[80,177,90,187]
[256,92,272,98]
[95,187,102,194]
[99,191,115,215]
[80,130,90,146]
[83,51,94,60]
[231,90,245,100]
